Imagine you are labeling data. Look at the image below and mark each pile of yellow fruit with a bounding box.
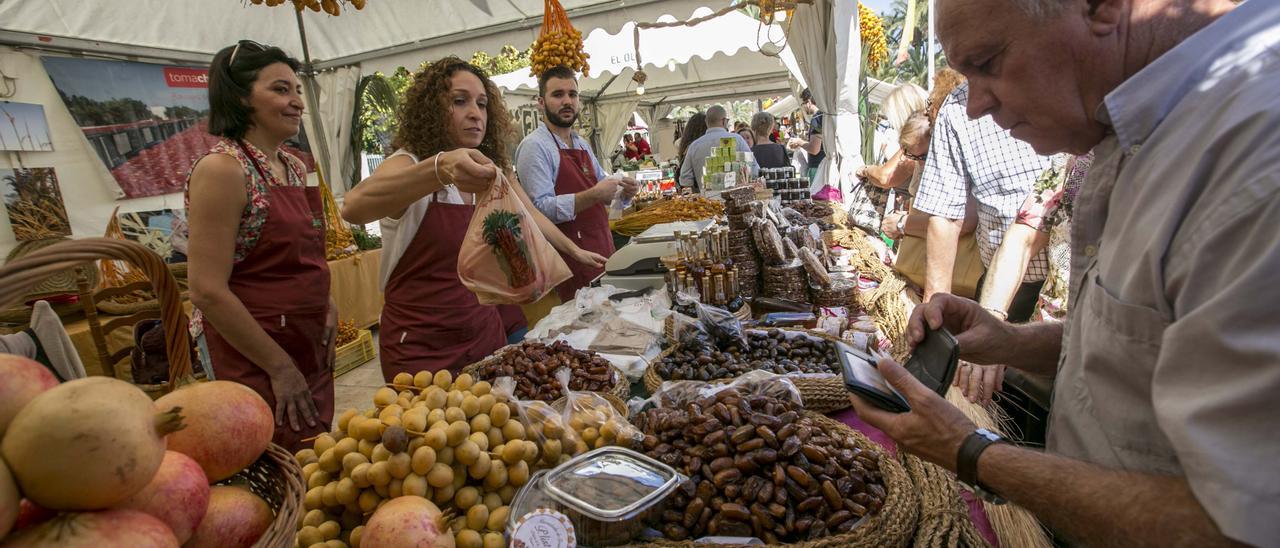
[294,369,609,547]
[529,0,589,77]
[859,2,889,70]
[335,320,358,347]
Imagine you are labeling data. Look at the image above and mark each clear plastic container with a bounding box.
[508,447,684,547]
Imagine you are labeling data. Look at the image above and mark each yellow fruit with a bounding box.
[387,452,412,479]
[393,372,413,386]
[523,440,539,463]
[454,373,474,391]
[466,505,489,531]
[433,484,456,505]
[350,462,372,488]
[433,369,453,389]
[411,446,437,475]
[427,462,453,488]
[447,390,465,409]
[402,408,428,432]
[298,525,324,547]
[502,420,525,441]
[489,403,510,427]
[483,532,504,548]
[378,404,403,423]
[487,428,504,449]
[452,465,468,490]
[413,370,433,388]
[350,526,364,548]
[476,394,496,415]
[342,452,370,473]
[296,448,319,466]
[487,506,510,530]
[499,485,517,504]
[467,451,491,480]
[484,461,508,490]
[469,414,491,435]
[509,460,530,487]
[403,473,429,498]
[358,489,380,513]
[322,481,340,507]
[468,432,489,452]
[438,446,455,465]
[483,492,503,511]
[358,439,377,458]
[314,433,337,455]
[456,529,482,548]
[542,439,562,464]
[308,469,331,490]
[371,444,391,463]
[471,381,491,397]
[424,428,447,451]
[427,408,447,426]
[423,387,448,410]
[446,421,471,446]
[455,486,480,510]
[455,440,480,466]
[336,478,359,505]
[334,437,359,458]
[367,461,391,486]
[388,478,403,498]
[374,387,397,406]
[305,486,324,510]
[445,407,466,424]
[408,436,426,455]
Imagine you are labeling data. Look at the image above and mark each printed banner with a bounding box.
[41,56,314,199]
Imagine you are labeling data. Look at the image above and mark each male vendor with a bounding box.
[516,65,637,301]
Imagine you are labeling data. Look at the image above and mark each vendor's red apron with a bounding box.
[498,305,527,339]
[202,141,333,452]
[552,136,614,301]
[380,193,506,381]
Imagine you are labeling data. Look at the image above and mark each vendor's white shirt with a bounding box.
[377,149,473,291]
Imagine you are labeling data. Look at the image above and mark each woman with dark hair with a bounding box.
[675,112,707,187]
[341,57,605,381]
[186,40,333,450]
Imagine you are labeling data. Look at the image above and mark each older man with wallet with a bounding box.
[848,0,1280,546]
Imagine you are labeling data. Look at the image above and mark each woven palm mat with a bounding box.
[628,413,919,548]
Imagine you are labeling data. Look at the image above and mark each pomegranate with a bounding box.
[117,450,210,543]
[184,485,273,548]
[1,377,184,510]
[363,496,455,548]
[12,499,56,532]
[0,354,59,438]
[0,508,178,547]
[1,456,16,537]
[155,381,273,482]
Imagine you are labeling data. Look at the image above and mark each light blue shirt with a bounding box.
[515,124,607,224]
[678,127,759,188]
[1048,2,1280,545]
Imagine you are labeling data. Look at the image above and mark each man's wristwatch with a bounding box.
[956,428,1008,504]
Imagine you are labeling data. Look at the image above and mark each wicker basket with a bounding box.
[461,345,632,403]
[629,412,919,548]
[0,239,305,547]
[218,443,307,548]
[644,329,853,413]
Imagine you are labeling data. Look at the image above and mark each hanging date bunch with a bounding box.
[858,2,889,70]
[247,0,368,16]
[530,0,590,77]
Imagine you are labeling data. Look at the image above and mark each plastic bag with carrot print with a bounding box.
[458,171,572,304]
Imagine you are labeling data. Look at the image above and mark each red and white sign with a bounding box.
[163,67,209,89]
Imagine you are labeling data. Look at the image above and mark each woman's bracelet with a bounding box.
[434,152,456,191]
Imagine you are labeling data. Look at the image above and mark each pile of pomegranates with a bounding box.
[0,354,278,548]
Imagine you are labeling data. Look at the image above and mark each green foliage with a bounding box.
[56,89,168,126]
[469,45,532,78]
[481,210,522,245]
[351,226,382,250]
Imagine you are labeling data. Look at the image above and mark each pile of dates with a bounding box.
[656,329,839,382]
[472,341,617,401]
[634,389,887,542]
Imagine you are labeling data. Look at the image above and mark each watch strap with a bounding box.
[957,429,1003,487]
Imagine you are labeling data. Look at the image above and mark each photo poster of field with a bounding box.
[40,56,315,200]
[1,167,72,241]
[0,102,54,152]
[117,208,188,263]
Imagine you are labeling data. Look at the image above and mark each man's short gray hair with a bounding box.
[706,105,728,127]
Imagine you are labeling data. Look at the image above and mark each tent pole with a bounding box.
[295,10,335,189]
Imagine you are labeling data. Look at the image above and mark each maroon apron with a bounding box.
[552,135,615,301]
[380,193,507,381]
[202,141,333,452]
[498,305,528,339]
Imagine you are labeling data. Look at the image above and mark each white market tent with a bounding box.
[0,0,862,256]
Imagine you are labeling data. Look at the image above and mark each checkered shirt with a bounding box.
[914,83,1053,281]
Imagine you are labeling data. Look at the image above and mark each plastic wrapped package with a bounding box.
[495,372,584,466]
[561,377,645,451]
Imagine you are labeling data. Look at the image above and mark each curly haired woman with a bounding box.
[342,57,605,381]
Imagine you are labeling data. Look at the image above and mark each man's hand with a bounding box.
[955,362,1005,405]
[849,357,975,471]
[620,176,639,199]
[440,148,497,195]
[591,177,620,205]
[910,293,1017,366]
